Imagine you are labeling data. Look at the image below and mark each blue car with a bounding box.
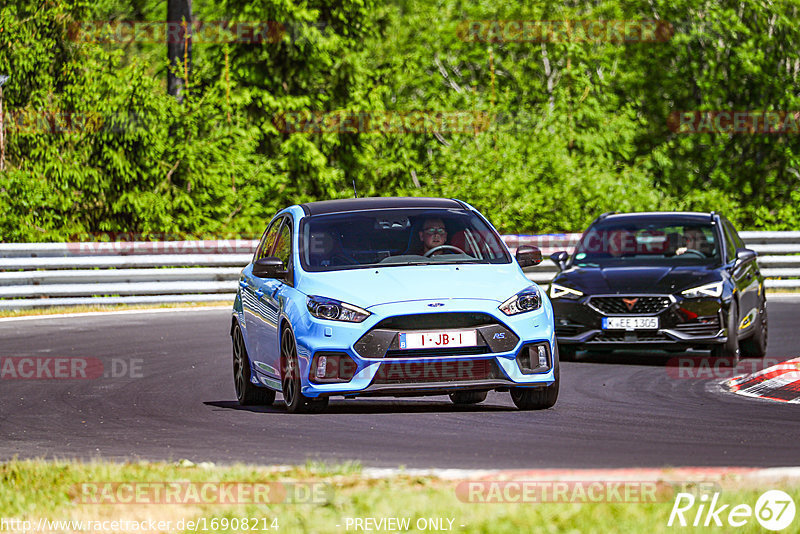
[230,197,559,413]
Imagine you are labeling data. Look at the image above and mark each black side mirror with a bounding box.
[736,248,757,264]
[516,245,543,268]
[253,257,288,279]
[550,251,569,270]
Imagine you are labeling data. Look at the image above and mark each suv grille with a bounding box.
[589,296,671,315]
[674,316,721,336]
[555,324,584,337]
[588,331,669,343]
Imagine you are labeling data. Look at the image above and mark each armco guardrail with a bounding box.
[0,232,798,309]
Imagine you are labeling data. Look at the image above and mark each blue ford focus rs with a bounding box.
[230,197,559,413]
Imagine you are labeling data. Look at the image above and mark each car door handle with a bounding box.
[254,289,264,299]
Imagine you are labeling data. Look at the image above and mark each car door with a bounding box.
[249,217,293,377]
[243,217,283,369]
[724,218,760,328]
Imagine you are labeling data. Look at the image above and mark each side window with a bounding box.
[727,220,746,249]
[254,217,283,262]
[721,221,737,262]
[272,219,294,284]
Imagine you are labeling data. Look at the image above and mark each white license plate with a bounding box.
[602,317,659,330]
[398,330,478,350]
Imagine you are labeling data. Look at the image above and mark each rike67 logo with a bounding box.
[668,490,796,531]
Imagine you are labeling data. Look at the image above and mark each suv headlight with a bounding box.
[499,286,542,316]
[550,283,583,300]
[681,281,723,298]
[307,296,370,323]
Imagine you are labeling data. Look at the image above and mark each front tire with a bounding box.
[232,323,276,406]
[281,325,328,414]
[510,351,560,410]
[740,303,767,358]
[711,301,740,367]
[449,391,488,405]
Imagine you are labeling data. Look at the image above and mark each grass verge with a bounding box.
[1,460,798,533]
[0,302,230,319]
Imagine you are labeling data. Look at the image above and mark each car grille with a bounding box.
[589,296,671,315]
[354,313,518,359]
[384,346,491,358]
[373,312,499,330]
[371,359,498,384]
[588,332,669,343]
[674,316,721,336]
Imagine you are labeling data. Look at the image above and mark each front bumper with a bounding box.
[272,299,557,398]
[552,294,731,349]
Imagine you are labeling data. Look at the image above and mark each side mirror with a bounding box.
[253,257,288,279]
[550,251,569,270]
[516,245,543,268]
[736,248,757,264]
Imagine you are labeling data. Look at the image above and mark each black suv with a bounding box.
[549,212,767,365]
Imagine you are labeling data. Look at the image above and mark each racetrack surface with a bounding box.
[1,301,798,469]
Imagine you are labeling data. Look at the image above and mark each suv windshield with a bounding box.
[299,208,510,271]
[572,220,721,267]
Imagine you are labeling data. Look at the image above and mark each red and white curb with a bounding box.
[723,357,800,404]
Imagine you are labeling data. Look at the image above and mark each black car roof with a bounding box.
[596,211,716,225]
[299,197,467,216]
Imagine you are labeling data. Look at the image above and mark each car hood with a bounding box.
[556,264,720,294]
[296,263,533,309]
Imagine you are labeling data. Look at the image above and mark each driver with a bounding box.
[419,218,448,255]
[676,228,711,256]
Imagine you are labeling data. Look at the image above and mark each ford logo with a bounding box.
[427,302,445,308]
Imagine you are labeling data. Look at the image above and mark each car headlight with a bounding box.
[549,283,583,300]
[681,281,724,298]
[499,286,542,316]
[307,296,370,323]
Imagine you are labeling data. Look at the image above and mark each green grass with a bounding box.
[0,301,230,319]
[1,460,798,533]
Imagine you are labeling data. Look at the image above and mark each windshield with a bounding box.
[572,221,721,267]
[299,208,511,272]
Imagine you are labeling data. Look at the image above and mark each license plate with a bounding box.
[398,330,478,350]
[602,317,659,330]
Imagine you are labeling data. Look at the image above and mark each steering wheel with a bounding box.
[424,245,467,257]
[679,248,706,258]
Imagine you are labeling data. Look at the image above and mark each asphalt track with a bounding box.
[1,301,799,469]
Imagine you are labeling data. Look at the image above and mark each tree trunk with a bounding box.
[167,0,192,101]
[0,86,5,171]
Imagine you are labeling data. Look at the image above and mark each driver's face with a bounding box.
[683,230,706,248]
[419,219,447,252]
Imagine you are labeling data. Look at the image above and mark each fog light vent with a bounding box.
[310,352,357,383]
[516,342,551,374]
